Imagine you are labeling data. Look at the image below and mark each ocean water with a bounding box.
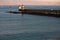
[0,5,60,40]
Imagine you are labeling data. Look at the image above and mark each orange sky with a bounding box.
[0,0,60,6]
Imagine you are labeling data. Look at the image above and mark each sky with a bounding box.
[0,0,60,6]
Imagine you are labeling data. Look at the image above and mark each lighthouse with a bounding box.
[19,4,24,11]
[18,4,24,16]
[18,0,24,11]
[21,4,24,11]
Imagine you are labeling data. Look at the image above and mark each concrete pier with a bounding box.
[8,9,60,17]
[19,9,60,17]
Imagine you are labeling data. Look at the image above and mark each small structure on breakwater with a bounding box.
[18,4,24,16]
[19,5,24,11]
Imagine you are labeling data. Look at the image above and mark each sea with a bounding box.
[0,5,60,40]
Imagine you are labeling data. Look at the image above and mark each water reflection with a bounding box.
[21,11,24,16]
[21,13,24,26]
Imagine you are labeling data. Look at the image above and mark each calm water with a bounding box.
[0,5,60,40]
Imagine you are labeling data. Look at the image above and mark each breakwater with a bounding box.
[8,9,60,17]
[19,9,60,17]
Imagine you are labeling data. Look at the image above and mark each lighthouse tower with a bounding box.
[19,0,24,11]
[21,4,24,10]
[19,4,24,11]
